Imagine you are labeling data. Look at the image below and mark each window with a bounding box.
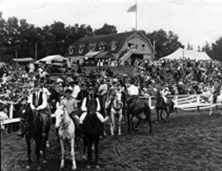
[88,43,96,51]
[111,41,118,51]
[78,44,85,54]
[142,44,145,50]
[99,42,107,51]
[69,46,74,55]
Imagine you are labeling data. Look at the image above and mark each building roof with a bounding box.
[70,31,137,56]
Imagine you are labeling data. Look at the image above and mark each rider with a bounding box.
[79,83,109,124]
[127,79,139,104]
[161,85,171,104]
[17,80,51,137]
[213,79,221,104]
[97,79,108,114]
[60,88,79,123]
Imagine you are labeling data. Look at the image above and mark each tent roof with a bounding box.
[36,55,67,64]
[161,48,211,61]
[85,51,100,58]
[13,58,34,62]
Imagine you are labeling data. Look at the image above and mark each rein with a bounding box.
[59,109,71,130]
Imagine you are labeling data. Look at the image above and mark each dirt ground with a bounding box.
[2,109,222,171]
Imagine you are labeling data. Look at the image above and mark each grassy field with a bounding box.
[2,109,222,171]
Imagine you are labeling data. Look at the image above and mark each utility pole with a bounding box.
[35,42,38,61]
[15,49,18,69]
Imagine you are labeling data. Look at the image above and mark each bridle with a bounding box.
[59,108,71,130]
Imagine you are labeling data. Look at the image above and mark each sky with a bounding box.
[1,0,222,49]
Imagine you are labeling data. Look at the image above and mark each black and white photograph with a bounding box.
[1,0,222,170]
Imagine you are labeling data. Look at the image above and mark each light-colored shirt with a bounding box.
[72,85,80,99]
[41,87,51,99]
[98,83,108,95]
[81,97,101,112]
[61,97,78,114]
[128,84,139,96]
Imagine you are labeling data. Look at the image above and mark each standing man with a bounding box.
[72,81,80,99]
[97,79,108,115]
[213,79,221,104]
[127,79,139,104]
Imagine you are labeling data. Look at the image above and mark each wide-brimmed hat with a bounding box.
[65,88,72,93]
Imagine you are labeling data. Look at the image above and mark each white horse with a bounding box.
[106,91,123,135]
[55,104,77,170]
[201,90,222,115]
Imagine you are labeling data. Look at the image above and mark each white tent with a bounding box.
[161,48,211,61]
[36,55,68,64]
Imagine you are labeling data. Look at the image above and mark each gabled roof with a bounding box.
[70,31,137,56]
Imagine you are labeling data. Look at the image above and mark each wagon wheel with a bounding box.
[160,109,169,121]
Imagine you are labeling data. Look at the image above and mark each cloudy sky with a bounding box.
[1,0,222,49]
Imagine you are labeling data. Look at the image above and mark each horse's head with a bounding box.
[19,101,33,130]
[54,102,66,129]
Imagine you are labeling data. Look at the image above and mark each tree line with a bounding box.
[0,11,221,62]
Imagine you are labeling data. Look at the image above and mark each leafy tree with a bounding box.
[146,29,182,59]
[94,23,117,35]
[206,38,222,61]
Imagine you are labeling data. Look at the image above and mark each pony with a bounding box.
[201,90,222,115]
[155,90,174,123]
[19,102,51,170]
[106,91,123,135]
[54,104,77,170]
[82,106,103,169]
[126,96,152,133]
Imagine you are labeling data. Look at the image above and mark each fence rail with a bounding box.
[0,94,217,126]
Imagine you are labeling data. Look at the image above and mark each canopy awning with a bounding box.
[36,55,67,64]
[13,58,34,62]
[95,51,109,59]
[85,51,100,58]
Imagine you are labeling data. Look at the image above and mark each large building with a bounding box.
[65,31,155,65]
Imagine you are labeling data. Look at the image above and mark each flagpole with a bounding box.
[135,0,137,31]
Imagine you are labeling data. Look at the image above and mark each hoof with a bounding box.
[86,165,91,169]
[96,165,100,169]
[72,166,77,170]
[37,166,41,171]
[40,151,43,156]
[26,165,31,170]
[43,160,47,164]
[60,163,64,169]
[82,155,87,160]
[46,142,50,149]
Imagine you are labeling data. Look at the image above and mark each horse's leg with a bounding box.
[130,114,135,131]
[35,139,42,171]
[118,110,123,136]
[135,118,142,130]
[160,110,164,121]
[60,139,65,169]
[209,106,213,116]
[25,134,32,169]
[145,108,152,133]
[165,107,170,121]
[156,110,159,123]
[86,142,93,169]
[70,138,77,170]
[82,138,87,160]
[42,135,47,164]
[127,110,131,132]
[95,140,100,168]
[110,109,115,135]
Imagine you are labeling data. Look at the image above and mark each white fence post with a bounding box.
[9,103,14,119]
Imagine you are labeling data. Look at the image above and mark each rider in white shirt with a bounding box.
[127,79,139,104]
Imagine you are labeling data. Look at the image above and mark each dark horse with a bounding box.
[19,102,51,170]
[126,96,152,133]
[82,112,103,169]
[155,91,174,123]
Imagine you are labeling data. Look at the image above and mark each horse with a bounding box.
[82,108,103,169]
[54,104,77,170]
[126,96,152,133]
[106,91,123,135]
[201,90,222,115]
[19,102,51,170]
[155,91,171,123]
